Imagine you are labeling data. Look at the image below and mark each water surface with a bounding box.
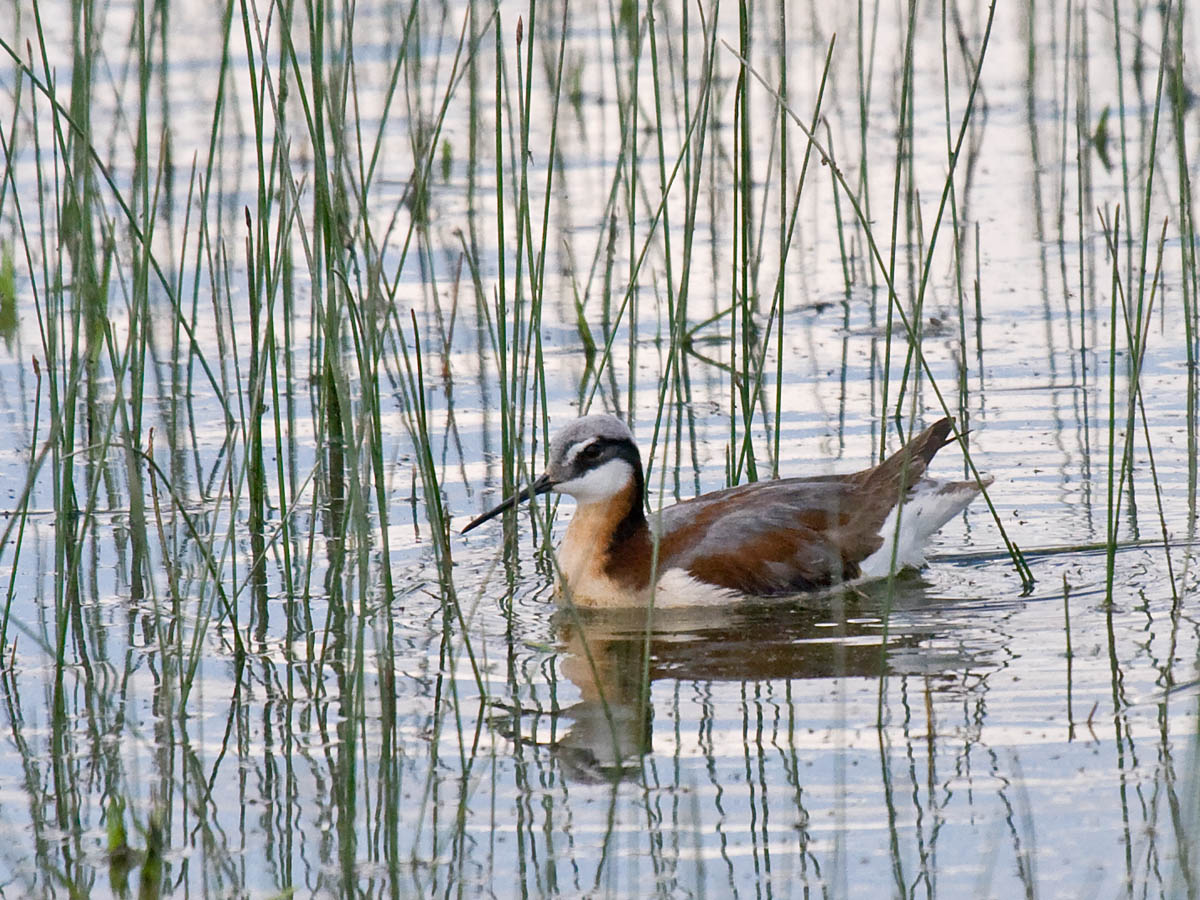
[0,0,1197,897]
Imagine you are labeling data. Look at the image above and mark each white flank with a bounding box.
[858,477,991,578]
[652,567,744,608]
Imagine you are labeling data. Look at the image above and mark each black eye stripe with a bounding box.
[566,435,639,469]
[570,439,618,468]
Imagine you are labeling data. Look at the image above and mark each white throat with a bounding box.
[553,458,635,505]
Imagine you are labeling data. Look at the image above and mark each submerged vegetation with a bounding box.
[0,0,1196,895]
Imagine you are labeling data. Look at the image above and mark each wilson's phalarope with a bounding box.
[463,415,990,608]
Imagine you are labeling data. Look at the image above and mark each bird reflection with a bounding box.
[543,572,988,781]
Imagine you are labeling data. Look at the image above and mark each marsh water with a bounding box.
[1,0,1198,897]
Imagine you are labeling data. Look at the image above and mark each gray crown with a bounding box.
[548,414,634,464]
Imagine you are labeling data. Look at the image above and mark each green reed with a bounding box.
[733,38,835,483]
[1166,4,1198,530]
[1099,0,1180,609]
[726,3,1033,593]
[877,0,918,455]
[0,0,475,888]
[1,0,1198,895]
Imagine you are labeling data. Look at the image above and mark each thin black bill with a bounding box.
[461,473,555,533]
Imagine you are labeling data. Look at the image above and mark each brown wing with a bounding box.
[654,479,874,593]
[652,418,956,595]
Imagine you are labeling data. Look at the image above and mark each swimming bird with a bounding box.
[462,415,990,608]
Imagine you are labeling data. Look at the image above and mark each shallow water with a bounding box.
[1,0,1198,897]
